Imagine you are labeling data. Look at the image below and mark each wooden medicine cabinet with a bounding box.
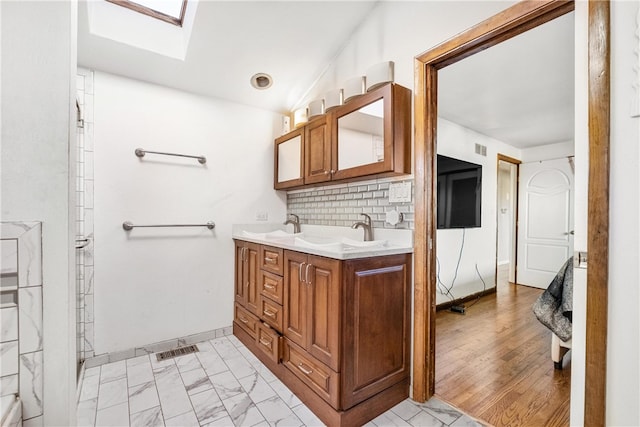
[274,83,411,190]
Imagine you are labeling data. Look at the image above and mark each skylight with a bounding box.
[106,0,187,26]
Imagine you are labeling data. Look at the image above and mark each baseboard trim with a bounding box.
[436,287,497,312]
[84,325,233,368]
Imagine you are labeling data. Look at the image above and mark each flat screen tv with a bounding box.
[437,154,482,229]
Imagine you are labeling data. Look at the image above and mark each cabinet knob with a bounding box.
[330,170,335,174]
[324,170,329,175]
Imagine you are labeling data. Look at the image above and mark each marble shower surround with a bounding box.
[0,222,44,425]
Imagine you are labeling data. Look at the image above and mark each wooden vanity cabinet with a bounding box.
[303,116,332,185]
[234,241,259,316]
[283,250,341,371]
[233,240,412,427]
[273,83,411,190]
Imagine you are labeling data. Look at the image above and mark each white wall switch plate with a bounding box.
[389,181,412,203]
[255,211,268,221]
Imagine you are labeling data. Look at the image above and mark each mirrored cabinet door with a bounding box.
[331,83,411,181]
[274,127,305,189]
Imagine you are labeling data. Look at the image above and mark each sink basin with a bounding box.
[294,236,343,251]
[293,236,387,252]
[242,230,301,240]
[340,238,387,249]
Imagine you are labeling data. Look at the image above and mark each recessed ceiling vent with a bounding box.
[251,73,273,90]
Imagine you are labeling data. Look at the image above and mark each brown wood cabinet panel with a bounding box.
[256,322,281,364]
[260,270,284,304]
[282,339,340,409]
[259,295,283,333]
[235,242,246,303]
[307,255,341,372]
[234,303,260,340]
[284,250,308,349]
[260,246,284,276]
[340,254,412,410]
[304,116,332,184]
[234,240,260,316]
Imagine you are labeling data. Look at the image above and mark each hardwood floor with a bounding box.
[434,272,571,426]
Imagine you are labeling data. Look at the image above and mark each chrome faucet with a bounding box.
[284,214,301,233]
[352,213,373,241]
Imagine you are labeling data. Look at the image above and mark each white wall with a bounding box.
[607,1,640,424]
[521,140,574,162]
[435,119,520,304]
[0,1,77,425]
[298,1,516,109]
[93,72,286,354]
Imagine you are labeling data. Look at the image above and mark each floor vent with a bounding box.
[156,345,199,361]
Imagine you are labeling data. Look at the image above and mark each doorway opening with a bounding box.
[412,1,611,426]
[496,155,520,287]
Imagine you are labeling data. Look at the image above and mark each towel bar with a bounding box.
[122,221,215,231]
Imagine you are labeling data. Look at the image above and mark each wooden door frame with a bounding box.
[495,154,521,286]
[412,1,610,425]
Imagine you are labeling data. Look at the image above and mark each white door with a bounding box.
[517,158,574,288]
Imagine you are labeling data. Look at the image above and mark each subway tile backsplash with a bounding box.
[286,176,414,230]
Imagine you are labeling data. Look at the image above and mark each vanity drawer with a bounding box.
[260,271,283,304]
[282,339,339,408]
[256,322,282,364]
[260,246,284,276]
[234,303,260,340]
[259,295,283,333]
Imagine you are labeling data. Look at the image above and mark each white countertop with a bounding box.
[232,224,413,260]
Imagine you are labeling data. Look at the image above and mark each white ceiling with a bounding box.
[77,1,574,149]
[438,11,575,148]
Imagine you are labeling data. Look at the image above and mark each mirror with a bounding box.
[337,99,384,170]
[277,135,302,183]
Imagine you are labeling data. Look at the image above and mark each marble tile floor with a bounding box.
[77,334,485,427]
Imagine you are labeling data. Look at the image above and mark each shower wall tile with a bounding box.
[2,220,45,421]
[84,123,94,152]
[84,297,94,323]
[20,350,43,419]
[84,180,94,209]
[19,287,43,353]
[83,94,94,123]
[0,341,18,376]
[0,374,19,396]
[76,69,96,360]
[22,415,43,427]
[0,307,18,342]
[85,266,94,294]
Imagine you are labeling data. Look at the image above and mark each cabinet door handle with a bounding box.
[264,256,276,263]
[263,309,277,319]
[259,337,272,347]
[264,283,276,290]
[297,363,313,375]
[305,264,312,285]
[238,316,249,324]
[299,262,306,283]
